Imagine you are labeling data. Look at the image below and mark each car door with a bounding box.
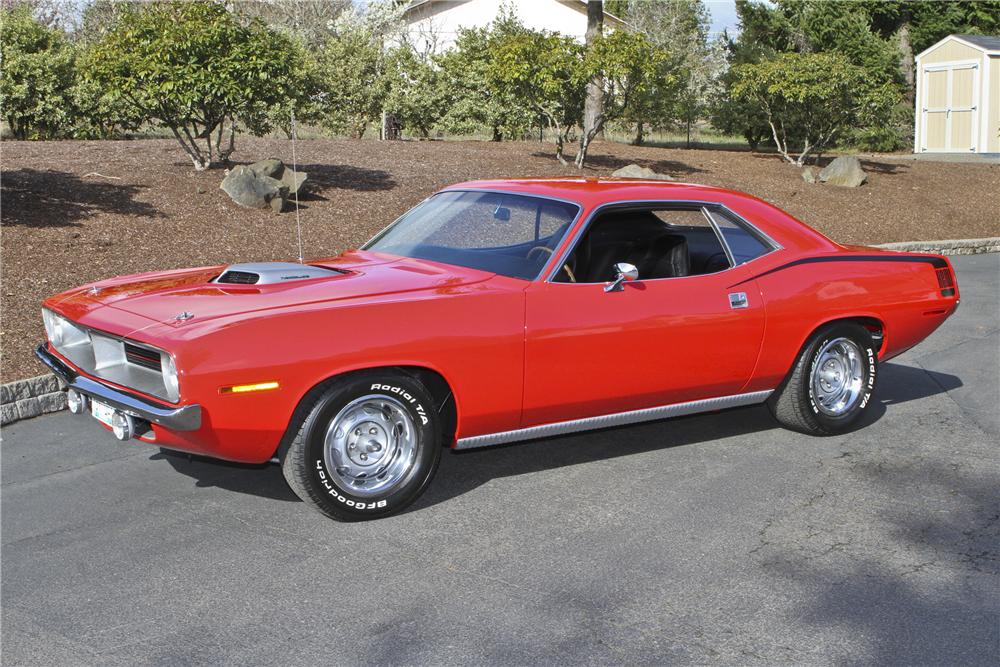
[520,206,768,427]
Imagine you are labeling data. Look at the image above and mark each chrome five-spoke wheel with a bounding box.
[810,336,865,417]
[323,395,418,497]
[282,372,442,521]
[768,322,877,435]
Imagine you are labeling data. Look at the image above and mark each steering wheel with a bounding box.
[526,245,576,283]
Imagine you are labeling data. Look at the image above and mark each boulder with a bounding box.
[280,168,308,195]
[819,156,867,188]
[220,165,289,212]
[248,158,285,180]
[801,166,816,184]
[611,163,674,181]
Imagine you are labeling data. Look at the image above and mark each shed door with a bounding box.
[921,62,979,152]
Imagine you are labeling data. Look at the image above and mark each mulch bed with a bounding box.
[3,137,998,383]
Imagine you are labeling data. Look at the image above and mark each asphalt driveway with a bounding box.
[2,254,998,666]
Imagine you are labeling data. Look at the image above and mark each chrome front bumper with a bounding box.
[35,343,202,431]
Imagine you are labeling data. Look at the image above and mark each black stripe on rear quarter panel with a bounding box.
[729,255,948,288]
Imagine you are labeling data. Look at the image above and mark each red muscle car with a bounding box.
[36,179,959,521]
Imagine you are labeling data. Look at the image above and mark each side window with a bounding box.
[706,208,774,265]
[555,206,733,283]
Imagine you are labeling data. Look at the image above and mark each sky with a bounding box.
[706,0,741,38]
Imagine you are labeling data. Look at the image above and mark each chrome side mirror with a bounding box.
[604,262,639,292]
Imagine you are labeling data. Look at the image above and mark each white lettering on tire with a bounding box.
[315,459,387,509]
[859,347,876,408]
[370,383,429,425]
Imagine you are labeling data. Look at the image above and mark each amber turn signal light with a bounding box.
[219,381,280,394]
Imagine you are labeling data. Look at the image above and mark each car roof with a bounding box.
[442,178,836,254]
[442,178,755,208]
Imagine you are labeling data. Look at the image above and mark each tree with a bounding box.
[384,43,447,139]
[83,1,306,170]
[709,24,773,151]
[732,0,901,83]
[1,0,80,32]
[579,0,604,164]
[0,5,75,139]
[229,0,352,47]
[720,0,907,150]
[731,52,896,165]
[489,29,585,165]
[614,0,715,146]
[436,11,535,141]
[708,35,771,151]
[314,24,390,138]
[69,58,143,139]
[575,30,675,167]
[76,0,132,43]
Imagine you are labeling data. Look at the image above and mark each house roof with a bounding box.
[403,0,626,28]
[917,33,1000,58]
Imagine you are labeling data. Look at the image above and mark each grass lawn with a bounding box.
[3,137,998,382]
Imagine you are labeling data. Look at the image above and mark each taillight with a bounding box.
[935,265,955,297]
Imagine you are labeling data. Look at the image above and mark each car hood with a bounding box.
[46,251,496,333]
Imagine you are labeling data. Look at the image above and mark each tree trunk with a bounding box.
[579,0,604,169]
[216,118,237,163]
[898,21,915,107]
[767,120,795,165]
[173,125,211,171]
[553,122,570,167]
[634,121,644,145]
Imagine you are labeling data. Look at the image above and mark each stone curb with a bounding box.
[1,373,66,426]
[875,237,1000,255]
[1,238,996,427]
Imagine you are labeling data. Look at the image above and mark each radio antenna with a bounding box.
[291,0,304,264]
[291,109,304,264]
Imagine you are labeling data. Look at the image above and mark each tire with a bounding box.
[281,371,442,521]
[767,322,878,435]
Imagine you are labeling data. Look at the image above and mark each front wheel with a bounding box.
[281,372,442,521]
[768,322,878,435]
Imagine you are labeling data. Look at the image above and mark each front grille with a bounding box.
[217,270,260,284]
[124,342,162,371]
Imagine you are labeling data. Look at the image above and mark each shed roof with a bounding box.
[955,34,1000,51]
[917,33,1000,58]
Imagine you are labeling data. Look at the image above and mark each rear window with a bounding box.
[705,208,774,265]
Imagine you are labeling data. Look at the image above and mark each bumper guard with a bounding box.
[35,343,202,431]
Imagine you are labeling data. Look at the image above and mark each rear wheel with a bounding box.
[768,322,878,435]
[281,372,441,521]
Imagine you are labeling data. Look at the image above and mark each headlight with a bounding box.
[161,353,180,402]
[42,308,88,349]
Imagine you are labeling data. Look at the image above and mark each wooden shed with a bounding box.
[914,34,1000,154]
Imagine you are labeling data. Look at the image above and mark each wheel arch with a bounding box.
[798,314,886,358]
[272,364,460,461]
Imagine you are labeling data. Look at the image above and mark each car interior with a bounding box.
[553,207,737,283]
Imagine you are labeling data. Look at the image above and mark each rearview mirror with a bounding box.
[493,206,511,221]
[604,262,639,293]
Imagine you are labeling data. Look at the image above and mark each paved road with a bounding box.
[3,255,998,666]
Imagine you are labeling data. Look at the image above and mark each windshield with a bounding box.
[364,191,580,280]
